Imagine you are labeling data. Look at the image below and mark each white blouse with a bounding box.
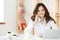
[24,18,58,37]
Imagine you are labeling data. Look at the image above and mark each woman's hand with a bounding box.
[39,33,43,38]
[35,15,38,23]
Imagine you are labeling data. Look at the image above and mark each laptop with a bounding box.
[43,29,60,39]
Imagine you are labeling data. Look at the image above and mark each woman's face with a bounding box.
[37,6,45,18]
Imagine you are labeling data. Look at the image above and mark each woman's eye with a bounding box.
[38,9,45,12]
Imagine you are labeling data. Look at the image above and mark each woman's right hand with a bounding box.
[39,33,43,38]
[34,15,38,23]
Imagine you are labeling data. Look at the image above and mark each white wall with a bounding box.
[0,0,16,34]
[42,0,59,20]
[24,0,37,24]
[0,0,4,22]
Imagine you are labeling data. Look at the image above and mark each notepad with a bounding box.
[43,29,60,39]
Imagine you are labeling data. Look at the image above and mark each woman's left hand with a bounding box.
[39,33,43,38]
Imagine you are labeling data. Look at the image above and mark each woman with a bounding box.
[24,3,58,37]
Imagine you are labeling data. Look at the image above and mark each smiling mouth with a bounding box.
[38,13,44,15]
[39,14,44,15]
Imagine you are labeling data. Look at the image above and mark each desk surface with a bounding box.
[0,34,60,40]
[12,34,60,40]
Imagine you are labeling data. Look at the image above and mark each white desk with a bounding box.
[0,34,60,40]
[12,34,60,40]
[0,36,9,40]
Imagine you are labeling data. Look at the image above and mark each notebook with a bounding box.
[43,29,60,39]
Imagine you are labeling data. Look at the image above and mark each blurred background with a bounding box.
[0,0,60,35]
[0,0,59,40]
[16,0,60,33]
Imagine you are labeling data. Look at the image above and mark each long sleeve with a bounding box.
[24,20,34,35]
[50,21,58,29]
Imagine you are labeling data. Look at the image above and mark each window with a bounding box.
[0,0,5,24]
